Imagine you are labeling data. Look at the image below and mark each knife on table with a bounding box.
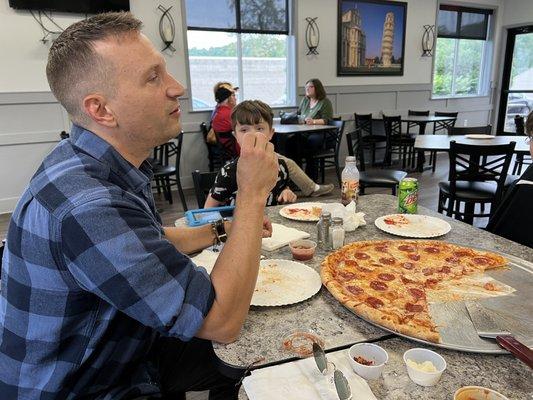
[465,301,533,369]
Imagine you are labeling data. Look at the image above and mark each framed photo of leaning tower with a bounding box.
[337,0,407,76]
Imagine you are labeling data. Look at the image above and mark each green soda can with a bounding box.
[398,178,418,214]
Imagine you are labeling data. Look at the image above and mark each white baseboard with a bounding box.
[0,196,19,215]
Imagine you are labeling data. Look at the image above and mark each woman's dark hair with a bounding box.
[306,78,326,101]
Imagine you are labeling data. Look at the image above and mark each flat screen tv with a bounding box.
[9,0,130,14]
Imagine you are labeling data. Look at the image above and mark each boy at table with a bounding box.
[205,100,298,207]
[487,110,533,248]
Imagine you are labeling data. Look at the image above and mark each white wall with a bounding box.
[502,0,533,27]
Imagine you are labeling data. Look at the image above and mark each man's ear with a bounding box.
[82,94,117,128]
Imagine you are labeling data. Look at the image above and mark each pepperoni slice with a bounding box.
[408,254,421,261]
[338,271,357,280]
[454,250,471,257]
[401,276,415,284]
[366,296,384,309]
[353,252,370,260]
[424,247,440,254]
[344,260,359,268]
[405,303,424,313]
[375,245,388,252]
[346,285,363,295]
[379,257,395,265]
[438,265,451,274]
[402,262,415,270]
[473,257,492,266]
[445,256,460,263]
[370,281,388,291]
[378,273,395,281]
[408,287,425,300]
[422,268,435,276]
[398,244,415,252]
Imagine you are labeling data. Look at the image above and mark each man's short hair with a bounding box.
[46,12,142,126]
[231,100,273,130]
[526,110,533,137]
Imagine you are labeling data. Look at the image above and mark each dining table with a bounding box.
[414,134,530,172]
[204,194,533,399]
[371,113,457,135]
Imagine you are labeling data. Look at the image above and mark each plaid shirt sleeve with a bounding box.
[59,196,214,341]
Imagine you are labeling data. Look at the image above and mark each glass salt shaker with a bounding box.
[329,217,345,250]
[317,212,331,250]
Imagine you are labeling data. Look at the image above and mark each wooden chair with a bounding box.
[345,128,407,195]
[310,120,345,187]
[192,170,218,209]
[406,109,430,135]
[383,115,415,169]
[152,133,188,211]
[354,113,386,166]
[437,141,515,225]
[429,111,458,172]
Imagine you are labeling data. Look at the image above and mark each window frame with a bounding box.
[431,4,494,100]
[182,0,296,112]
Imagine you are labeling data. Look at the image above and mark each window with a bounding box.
[432,5,492,98]
[184,0,294,110]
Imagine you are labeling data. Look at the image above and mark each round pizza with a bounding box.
[320,240,508,343]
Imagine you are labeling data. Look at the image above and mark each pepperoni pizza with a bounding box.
[320,240,508,343]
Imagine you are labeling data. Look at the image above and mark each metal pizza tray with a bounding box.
[344,251,533,354]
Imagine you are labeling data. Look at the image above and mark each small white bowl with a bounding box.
[348,343,388,380]
[403,348,446,387]
[454,386,509,400]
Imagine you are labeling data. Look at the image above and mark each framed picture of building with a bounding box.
[337,0,407,76]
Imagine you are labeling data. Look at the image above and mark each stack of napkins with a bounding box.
[243,349,377,400]
[261,223,310,251]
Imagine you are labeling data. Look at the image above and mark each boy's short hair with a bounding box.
[231,100,273,130]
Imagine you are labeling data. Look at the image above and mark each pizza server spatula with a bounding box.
[465,301,533,369]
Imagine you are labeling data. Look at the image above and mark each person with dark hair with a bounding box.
[210,81,334,198]
[295,78,335,179]
[206,100,298,207]
[0,12,279,399]
[486,110,533,248]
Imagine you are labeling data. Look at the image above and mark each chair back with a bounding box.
[328,119,345,156]
[448,125,492,135]
[448,140,516,205]
[345,127,367,172]
[200,122,223,171]
[153,132,184,169]
[354,113,373,137]
[214,131,239,163]
[192,170,218,208]
[408,110,430,116]
[433,111,458,134]
[382,115,403,141]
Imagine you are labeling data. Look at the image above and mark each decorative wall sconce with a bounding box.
[305,17,320,55]
[158,5,176,52]
[421,24,436,57]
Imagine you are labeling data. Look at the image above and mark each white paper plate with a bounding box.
[251,259,322,306]
[465,134,494,139]
[279,202,324,222]
[374,214,451,238]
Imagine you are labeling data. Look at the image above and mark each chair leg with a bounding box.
[371,144,376,166]
[432,152,438,173]
[176,174,188,212]
[464,202,475,225]
[391,184,397,196]
[320,159,325,184]
[165,176,173,204]
[360,184,366,195]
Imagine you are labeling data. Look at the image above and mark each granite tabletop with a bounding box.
[212,194,533,390]
[237,337,533,399]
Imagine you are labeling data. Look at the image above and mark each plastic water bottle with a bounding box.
[341,156,360,206]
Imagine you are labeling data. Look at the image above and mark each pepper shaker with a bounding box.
[316,212,331,250]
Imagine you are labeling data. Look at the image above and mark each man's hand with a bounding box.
[277,188,297,204]
[236,132,278,204]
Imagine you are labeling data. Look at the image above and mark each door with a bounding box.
[497,25,533,134]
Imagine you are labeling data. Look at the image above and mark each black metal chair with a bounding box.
[354,113,386,166]
[437,141,516,225]
[310,120,345,187]
[447,125,492,135]
[214,131,239,165]
[429,111,458,172]
[406,110,430,135]
[152,133,188,211]
[383,115,415,169]
[0,238,5,279]
[345,128,407,195]
[200,122,224,172]
[191,170,218,208]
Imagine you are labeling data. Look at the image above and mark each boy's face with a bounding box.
[234,119,274,144]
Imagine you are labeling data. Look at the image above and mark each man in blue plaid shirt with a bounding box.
[0,12,278,399]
